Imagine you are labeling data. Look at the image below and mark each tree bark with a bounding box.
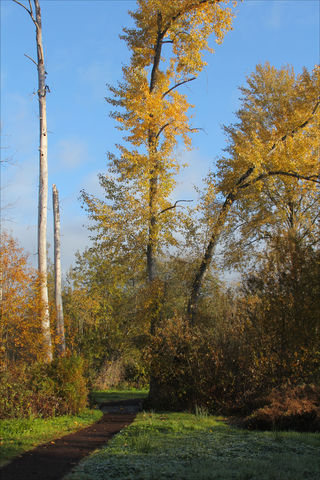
[34,0,52,362]
[13,0,53,361]
[52,184,66,356]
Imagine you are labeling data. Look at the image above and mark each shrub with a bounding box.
[0,364,58,418]
[243,384,320,432]
[145,316,253,413]
[0,355,88,419]
[48,355,88,415]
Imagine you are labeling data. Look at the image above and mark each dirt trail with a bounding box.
[0,400,142,480]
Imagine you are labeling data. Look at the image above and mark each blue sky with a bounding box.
[1,0,319,272]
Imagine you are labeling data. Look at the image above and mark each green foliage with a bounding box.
[0,364,58,419]
[0,355,88,419]
[65,412,320,480]
[63,248,149,388]
[0,409,102,467]
[48,355,89,415]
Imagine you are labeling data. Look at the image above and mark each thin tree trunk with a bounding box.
[35,0,52,362]
[52,184,66,355]
[13,0,53,361]
[187,167,255,324]
[187,193,236,324]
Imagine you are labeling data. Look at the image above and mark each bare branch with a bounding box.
[24,53,38,66]
[186,126,205,133]
[13,0,37,26]
[162,77,196,98]
[158,199,193,215]
[12,0,31,14]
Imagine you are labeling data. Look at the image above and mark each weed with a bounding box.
[195,405,209,418]
[130,434,155,453]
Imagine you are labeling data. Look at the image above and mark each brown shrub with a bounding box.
[243,384,320,432]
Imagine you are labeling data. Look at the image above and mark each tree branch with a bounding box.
[12,0,31,14]
[13,0,37,26]
[186,126,205,133]
[162,77,196,98]
[255,171,320,186]
[158,199,193,215]
[156,122,172,139]
[24,53,38,66]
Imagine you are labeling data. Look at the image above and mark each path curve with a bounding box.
[0,400,141,480]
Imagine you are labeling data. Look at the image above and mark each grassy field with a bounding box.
[0,409,102,467]
[91,388,149,404]
[65,411,320,480]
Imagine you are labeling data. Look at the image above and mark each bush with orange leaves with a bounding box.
[243,384,320,432]
[0,231,45,365]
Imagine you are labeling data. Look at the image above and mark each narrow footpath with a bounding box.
[0,400,142,480]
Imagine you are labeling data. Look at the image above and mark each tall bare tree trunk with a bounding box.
[14,0,53,361]
[35,0,52,362]
[52,184,66,356]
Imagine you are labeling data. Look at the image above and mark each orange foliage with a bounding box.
[0,232,45,364]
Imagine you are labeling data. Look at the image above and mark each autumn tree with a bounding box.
[0,232,44,365]
[13,0,52,361]
[187,63,320,322]
[82,0,237,333]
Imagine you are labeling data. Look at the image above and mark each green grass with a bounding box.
[0,408,102,467]
[65,411,320,480]
[91,388,149,404]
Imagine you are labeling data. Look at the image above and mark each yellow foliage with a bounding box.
[218,63,320,195]
[99,0,237,267]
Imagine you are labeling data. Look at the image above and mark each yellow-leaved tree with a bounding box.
[187,63,320,322]
[82,0,237,333]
